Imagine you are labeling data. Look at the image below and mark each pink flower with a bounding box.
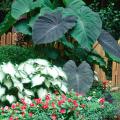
[21,98,26,105]
[99,98,105,104]
[60,109,66,114]
[21,105,26,110]
[11,104,16,109]
[51,102,55,108]
[61,94,66,101]
[72,100,78,107]
[81,104,86,108]
[42,103,49,109]
[4,106,9,111]
[30,103,35,107]
[51,114,57,120]
[46,94,51,102]
[29,112,33,117]
[34,98,41,104]
[9,117,14,120]
[58,100,64,106]
[68,98,72,102]
[22,112,25,117]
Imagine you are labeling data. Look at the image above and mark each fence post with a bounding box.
[94,41,107,81]
[112,40,120,86]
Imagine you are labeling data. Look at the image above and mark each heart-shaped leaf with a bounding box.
[63,1,102,50]
[98,30,120,62]
[63,60,94,94]
[32,11,77,44]
[11,0,40,19]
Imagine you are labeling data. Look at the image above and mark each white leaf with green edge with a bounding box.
[1,62,16,77]
[11,0,39,19]
[4,79,12,90]
[24,96,32,104]
[22,63,35,75]
[24,89,34,97]
[61,82,68,93]
[32,75,45,87]
[45,80,51,88]
[63,5,102,50]
[53,66,67,80]
[6,95,16,104]
[37,88,47,98]
[63,60,94,94]
[14,80,23,92]
[63,0,85,8]
[18,92,24,99]
[0,67,5,83]
[51,79,62,88]
[0,86,5,98]
[22,77,31,84]
[98,30,120,62]
[15,20,32,35]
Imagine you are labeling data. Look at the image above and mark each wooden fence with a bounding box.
[0,32,120,87]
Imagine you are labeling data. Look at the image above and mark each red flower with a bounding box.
[58,100,64,106]
[11,104,16,109]
[60,109,66,114]
[30,103,35,107]
[51,102,55,108]
[54,90,59,95]
[99,98,105,104]
[21,105,26,110]
[72,100,78,107]
[34,98,41,104]
[81,104,86,108]
[15,117,18,120]
[68,98,72,102]
[21,98,26,105]
[51,114,57,120]
[22,112,25,117]
[61,94,66,101]
[42,103,49,109]
[29,112,33,117]
[45,94,51,102]
[9,117,14,120]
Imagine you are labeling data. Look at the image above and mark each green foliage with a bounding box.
[0,59,67,105]
[0,45,38,64]
[89,0,120,40]
[0,91,117,120]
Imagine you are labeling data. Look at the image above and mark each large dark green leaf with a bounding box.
[11,0,40,19]
[63,0,102,50]
[98,30,120,62]
[63,0,85,8]
[32,12,77,44]
[15,20,32,35]
[87,51,107,69]
[0,12,16,35]
[63,60,94,94]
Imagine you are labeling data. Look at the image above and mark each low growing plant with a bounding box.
[0,45,38,64]
[0,91,117,120]
[0,59,67,105]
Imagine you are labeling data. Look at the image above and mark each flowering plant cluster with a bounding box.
[0,59,67,105]
[0,91,116,120]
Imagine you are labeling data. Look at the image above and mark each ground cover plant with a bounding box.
[0,0,120,119]
[0,91,117,120]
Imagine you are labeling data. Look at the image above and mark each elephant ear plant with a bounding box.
[0,0,120,94]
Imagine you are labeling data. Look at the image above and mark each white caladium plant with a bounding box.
[0,59,67,104]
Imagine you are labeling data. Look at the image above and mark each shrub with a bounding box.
[0,91,117,120]
[0,59,67,105]
[0,45,38,64]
